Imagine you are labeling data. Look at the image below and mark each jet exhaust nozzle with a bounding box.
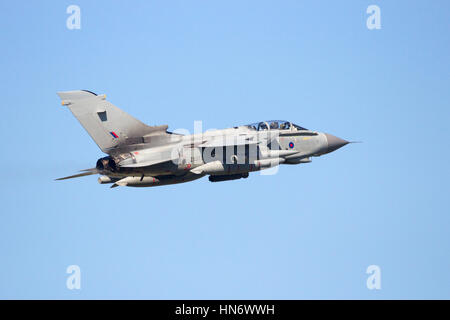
[96,156,117,172]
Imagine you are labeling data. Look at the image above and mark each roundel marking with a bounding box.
[289,142,294,149]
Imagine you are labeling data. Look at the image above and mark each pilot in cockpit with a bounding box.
[258,122,269,131]
[269,121,279,129]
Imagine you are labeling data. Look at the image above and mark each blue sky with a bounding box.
[0,0,448,299]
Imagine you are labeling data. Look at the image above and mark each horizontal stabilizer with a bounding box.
[55,169,98,181]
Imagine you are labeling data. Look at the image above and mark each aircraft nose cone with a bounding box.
[324,133,349,154]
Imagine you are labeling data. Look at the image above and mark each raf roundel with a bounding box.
[289,142,294,149]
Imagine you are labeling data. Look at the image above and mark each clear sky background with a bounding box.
[0,0,448,299]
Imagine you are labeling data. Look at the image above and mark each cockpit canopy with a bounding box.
[245,120,307,131]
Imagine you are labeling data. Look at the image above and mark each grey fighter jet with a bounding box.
[56,90,351,188]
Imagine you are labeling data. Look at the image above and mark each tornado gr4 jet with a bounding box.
[56,90,351,188]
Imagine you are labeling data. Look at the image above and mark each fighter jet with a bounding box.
[56,90,351,188]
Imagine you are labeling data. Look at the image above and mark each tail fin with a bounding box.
[57,90,168,154]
